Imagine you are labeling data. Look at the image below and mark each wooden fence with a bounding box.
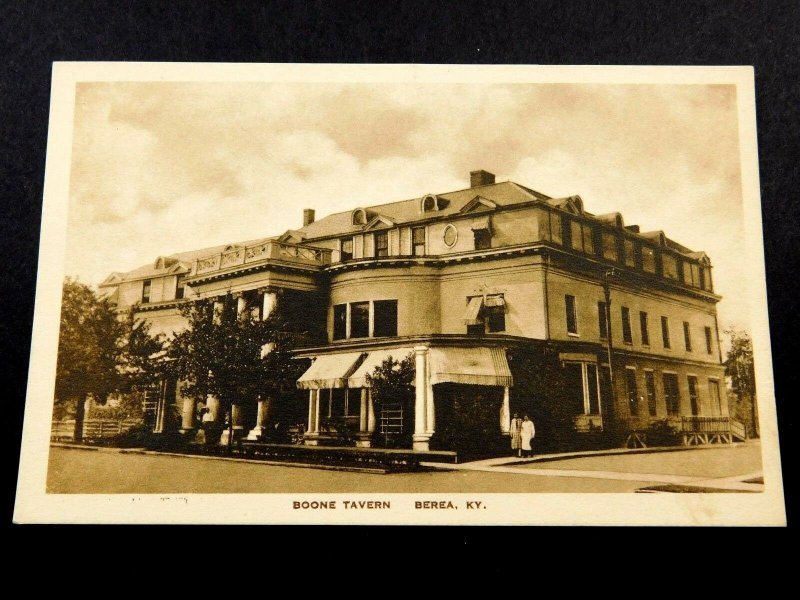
[51,419,141,441]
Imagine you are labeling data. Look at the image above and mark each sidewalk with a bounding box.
[421,441,764,492]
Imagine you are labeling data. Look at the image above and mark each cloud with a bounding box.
[65,81,749,331]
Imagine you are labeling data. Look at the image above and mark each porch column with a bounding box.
[305,389,321,445]
[261,290,278,320]
[180,394,198,434]
[426,353,436,435]
[206,394,222,422]
[356,388,372,448]
[220,402,246,445]
[500,386,511,434]
[246,397,271,441]
[236,293,247,317]
[367,389,376,433]
[413,345,431,451]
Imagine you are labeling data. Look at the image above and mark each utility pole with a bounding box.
[602,268,617,430]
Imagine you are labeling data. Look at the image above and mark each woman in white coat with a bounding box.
[520,415,535,458]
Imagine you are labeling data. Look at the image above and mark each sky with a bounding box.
[66,81,748,330]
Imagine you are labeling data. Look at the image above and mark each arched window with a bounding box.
[352,208,367,226]
[421,194,439,213]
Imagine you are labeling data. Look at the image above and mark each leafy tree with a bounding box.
[365,353,415,447]
[168,291,323,443]
[55,278,126,440]
[724,327,758,437]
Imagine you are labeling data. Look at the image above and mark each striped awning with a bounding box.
[347,348,414,388]
[464,296,484,325]
[429,347,513,387]
[296,352,365,390]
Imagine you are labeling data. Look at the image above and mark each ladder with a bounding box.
[379,402,404,446]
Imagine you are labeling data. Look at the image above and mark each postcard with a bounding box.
[14,63,785,525]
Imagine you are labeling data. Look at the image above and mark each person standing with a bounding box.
[510,413,523,457]
[520,415,535,458]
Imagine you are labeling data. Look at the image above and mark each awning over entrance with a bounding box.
[347,347,414,388]
[296,352,365,390]
[429,347,513,387]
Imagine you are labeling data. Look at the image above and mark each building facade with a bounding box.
[100,169,733,455]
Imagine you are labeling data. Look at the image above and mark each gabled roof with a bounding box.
[363,214,396,230]
[297,180,548,239]
[459,196,498,213]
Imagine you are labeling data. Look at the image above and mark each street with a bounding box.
[46,441,763,494]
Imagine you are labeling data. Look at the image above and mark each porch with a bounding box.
[623,416,747,448]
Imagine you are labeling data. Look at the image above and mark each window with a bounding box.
[484,295,506,333]
[375,232,389,257]
[683,321,692,352]
[443,224,458,248]
[598,301,608,339]
[175,276,185,300]
[565,295,578,335]
[341,238,353,261]
[601,231,618,262]
[412,227,425,256]
[474,229,491,250]
[333,300,399,340]
[663,373,680,416]
[644,371,657,416]
[142,279,151,303]
[625,368,639,416]
[661,316,671,349]
[683,261,702,288]
[333,304,347,340]
[550,211,563,245]
[641,246,656,273]
[623,238,636,268]
[350,302,370,338]
[705,326,713,354]
[564,362,601,415]
[465,295,506,334]
[373,300,398,337]
[621,306,632,344]
[662,254,678,280]
[640,311,650,346]
[688,376,700,416]
[708,380,722,416]
[570,220,595,254]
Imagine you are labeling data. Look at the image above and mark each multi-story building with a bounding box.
[100,169,735,455]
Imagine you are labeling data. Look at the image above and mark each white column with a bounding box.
[426,353,435,435]
[500,386,511,434]
[359,389,368,432]
[236,294,247,317]
[247,398,271,440]
[367,389,376,433]
[307,390,316,433]
[180,394,197,433]
[206,395,221,422]
[356,388,372,447]
[305,389,322,445]
[413,345,431,451]
[213,300,224,324]
[262,291,277,320]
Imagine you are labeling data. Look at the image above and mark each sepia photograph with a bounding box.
[13,63,785,525]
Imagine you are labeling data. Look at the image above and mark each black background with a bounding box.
[2,0,795,558]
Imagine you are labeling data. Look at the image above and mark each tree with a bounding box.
[168,291,323,444]
[365,353,415,447]
[724,327,759,437]
[55,278,126,440]
[117,308,168,393]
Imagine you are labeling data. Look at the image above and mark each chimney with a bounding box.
[470,170,496,187]
[303,208,315,227]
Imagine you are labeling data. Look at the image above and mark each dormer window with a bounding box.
[421,194,439,213]
[175,275,186,299]
[352,208,367,226]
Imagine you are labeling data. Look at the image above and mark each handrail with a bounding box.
[193,240,332,275]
